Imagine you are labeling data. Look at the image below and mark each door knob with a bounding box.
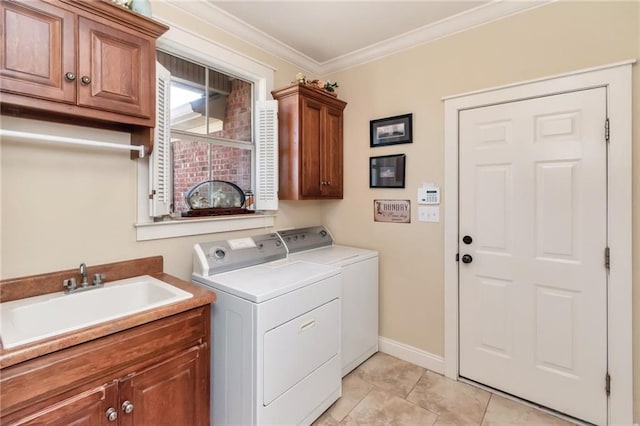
[64,72,76,81]
[462,235,473,244]
[80,75,91,85]
[461,254,473,264]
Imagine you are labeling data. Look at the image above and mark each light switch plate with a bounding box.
[418,206,439,222]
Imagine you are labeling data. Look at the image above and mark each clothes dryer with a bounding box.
[193,233,342,426]
[278,226,378,376]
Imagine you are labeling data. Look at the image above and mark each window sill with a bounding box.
[135,213,276,241]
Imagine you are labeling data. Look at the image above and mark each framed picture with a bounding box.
[370,113,413,147]
[370,154,406,188]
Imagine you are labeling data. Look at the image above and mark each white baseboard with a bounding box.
[378,336,445,374]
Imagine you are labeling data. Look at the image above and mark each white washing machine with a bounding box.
[277,226,379,376]
[192,233,342,426]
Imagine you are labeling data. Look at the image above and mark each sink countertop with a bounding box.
[0,257,215,369]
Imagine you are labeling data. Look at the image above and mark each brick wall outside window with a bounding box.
[210,79,252,142]
[172,79,253,213]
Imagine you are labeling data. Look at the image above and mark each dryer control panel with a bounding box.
[277,226,334,254]
[193,233,287,276]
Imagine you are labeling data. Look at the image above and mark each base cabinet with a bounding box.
[16,383,118,426]
[120,345,204,426]
[0,307,210,426]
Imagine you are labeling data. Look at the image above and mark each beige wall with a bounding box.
[0,2,323,281]
[324,0,639,420]
[634,2,640,421]
[1,0,638,421]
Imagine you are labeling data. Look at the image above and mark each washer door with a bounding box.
[263,299,339,405]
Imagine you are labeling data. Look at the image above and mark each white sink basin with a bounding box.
[0,275,192,349]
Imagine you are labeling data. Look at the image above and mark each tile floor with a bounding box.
[313,352,575,426]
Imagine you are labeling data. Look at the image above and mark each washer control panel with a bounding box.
[193,233,286,276]
[277,226,333,254]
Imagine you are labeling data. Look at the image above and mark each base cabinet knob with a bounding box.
[122,400,134,414]
[106,408,118,422]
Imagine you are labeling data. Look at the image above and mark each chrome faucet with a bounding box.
[79,262,89,287]
[63,263,105,294]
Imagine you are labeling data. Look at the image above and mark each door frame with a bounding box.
[443,61,634,425]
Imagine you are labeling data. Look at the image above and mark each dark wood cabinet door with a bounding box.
[12,382,118,426]
[77,16,152,119]
[119,346,206,426]
[321,105,344,198]
[0,0,75,103]
[300,96,323,198]
[272,83,346,200]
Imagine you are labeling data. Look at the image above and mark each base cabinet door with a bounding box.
[11,382,118,426]
[7,346,206,426]
[118,345,207,426]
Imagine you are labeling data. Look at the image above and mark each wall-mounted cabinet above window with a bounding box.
[0,0,168,156]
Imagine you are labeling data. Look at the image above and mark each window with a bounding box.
[136,26,277,241]
[157,51,253,215]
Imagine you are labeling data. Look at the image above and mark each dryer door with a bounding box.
[263,298,339,405]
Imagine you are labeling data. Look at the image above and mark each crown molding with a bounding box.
[318,0,554,75]
[169,0,554,77]
[166,0,320,75]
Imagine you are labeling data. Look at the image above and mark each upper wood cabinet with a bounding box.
[0,0,167,153]
[272,84,347,200]
[0,0,76,104]
[76,15,153,119]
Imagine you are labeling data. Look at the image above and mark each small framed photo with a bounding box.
[370,154,406,188]
[370,113,413,147]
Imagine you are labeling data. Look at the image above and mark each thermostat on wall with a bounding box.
[418,186,440,205]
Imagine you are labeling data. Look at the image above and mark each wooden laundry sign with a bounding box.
[373,199,411,223]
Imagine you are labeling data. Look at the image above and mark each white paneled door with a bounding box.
[458,88,607,425]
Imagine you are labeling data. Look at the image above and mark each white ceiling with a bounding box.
[182,1,551,75]
[210,1,487,63]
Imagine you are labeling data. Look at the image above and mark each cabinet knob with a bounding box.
[80,75,91,85]
[122,400,134,414]
[64,72,76,81]
[105,408,118,422]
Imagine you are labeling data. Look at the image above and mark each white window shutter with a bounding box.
[149,62,172,217]
[255,100,278,210]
